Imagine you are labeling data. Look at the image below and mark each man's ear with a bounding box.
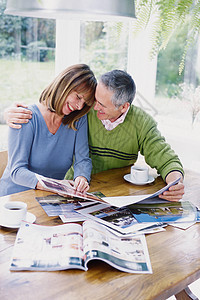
[120,102,130,114]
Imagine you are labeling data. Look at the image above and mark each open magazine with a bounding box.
[35,192,106,222]
[36,174,106,204]
[126,200,197,224]
[35,194,89,222]
[101,177,182,208]
[76,199,197,233]
[76,202,164,234]
[36,175,181,209]
[10,220,152,274]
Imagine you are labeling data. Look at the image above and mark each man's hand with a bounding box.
[159,171,184,202]
[4,103,32,129]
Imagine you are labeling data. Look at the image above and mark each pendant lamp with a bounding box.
[5,0,136,21]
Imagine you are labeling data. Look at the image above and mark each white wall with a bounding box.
[127,21,157,102]
[55,20,80,75]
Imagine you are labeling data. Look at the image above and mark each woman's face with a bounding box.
[62,91,86,115]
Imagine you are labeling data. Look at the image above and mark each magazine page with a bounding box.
[197,208,200,222]
[105,224,166,237]
[169,221,196,230]
[35,194,95,217]
[35,193,95,223]
[127,200,197,224]
[35,192,106,222]
[101,195,154,208]
[10,221,86,271]
[101,177,181,208]
[76,202,161,234]
[36,174,106,204]
[144,177,181,198]
[82,220,152,274]
[60,213,87,223]
[93,220,166,237]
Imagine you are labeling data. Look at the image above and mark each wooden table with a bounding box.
[0,166,200,300]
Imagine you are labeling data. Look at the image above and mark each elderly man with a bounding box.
[5,69,184,201]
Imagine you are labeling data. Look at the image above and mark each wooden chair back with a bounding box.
[0,150,8,178]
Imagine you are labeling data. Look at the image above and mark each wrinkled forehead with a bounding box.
[95,82,115,106]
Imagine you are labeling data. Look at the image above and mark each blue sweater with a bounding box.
[0,104,92,196]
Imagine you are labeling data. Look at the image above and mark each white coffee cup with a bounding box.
[130,165,149,183]
[1,201,27,227]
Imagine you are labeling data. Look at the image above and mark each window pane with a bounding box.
[0,4,56,150]
[80,21,129,78]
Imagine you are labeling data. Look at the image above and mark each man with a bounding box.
[5,70,184,201]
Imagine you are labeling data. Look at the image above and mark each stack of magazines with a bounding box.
[9,174,199,274]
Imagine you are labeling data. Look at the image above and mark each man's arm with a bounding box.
[4,103,32,129]
[159,171,184,201]
[136,109,184,201]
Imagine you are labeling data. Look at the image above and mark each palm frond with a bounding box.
[113,22,124,36]
[134,0,200,73]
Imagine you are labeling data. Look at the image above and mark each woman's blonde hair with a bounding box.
[39,64,97,130]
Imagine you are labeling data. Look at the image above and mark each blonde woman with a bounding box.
[0,64,96,196]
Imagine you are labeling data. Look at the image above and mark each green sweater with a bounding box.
[66,105,184,180]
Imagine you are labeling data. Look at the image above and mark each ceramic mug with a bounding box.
[130,165,149,183]
[1,201,27,227]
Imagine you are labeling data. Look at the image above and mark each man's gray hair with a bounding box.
[99,70,136,108]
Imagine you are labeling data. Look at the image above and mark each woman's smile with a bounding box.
[67,103,75,112]
[63,91,85,115]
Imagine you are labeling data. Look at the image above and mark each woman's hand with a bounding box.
[4,103,32,129]
[74,176,89,193]
[36,177,89,194]
[35,181,47,191]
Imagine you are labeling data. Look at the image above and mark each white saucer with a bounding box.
[0,212,36,229]
[124,174,155,185]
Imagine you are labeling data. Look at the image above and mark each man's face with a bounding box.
[94,82,124,122]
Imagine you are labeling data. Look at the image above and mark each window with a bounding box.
[0,2,56,150]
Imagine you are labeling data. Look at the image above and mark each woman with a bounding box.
[0,64,96,196]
